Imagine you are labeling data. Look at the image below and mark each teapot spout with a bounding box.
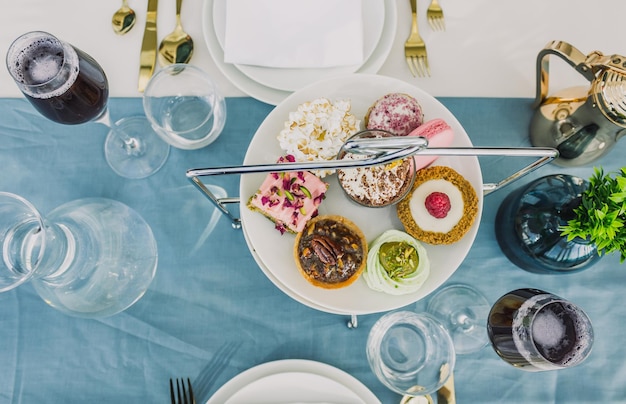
[556,123,598,159]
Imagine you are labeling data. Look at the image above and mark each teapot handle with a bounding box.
[533,40,596,109]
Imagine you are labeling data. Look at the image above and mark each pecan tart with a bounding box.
[294,215,367,289]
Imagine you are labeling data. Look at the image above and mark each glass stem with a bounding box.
[94,107,143,155]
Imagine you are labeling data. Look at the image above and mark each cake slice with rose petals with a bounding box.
[247,155,328,234]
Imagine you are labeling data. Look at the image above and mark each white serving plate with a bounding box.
[240,74,483,315]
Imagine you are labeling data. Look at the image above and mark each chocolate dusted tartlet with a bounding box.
[336,131,415,208]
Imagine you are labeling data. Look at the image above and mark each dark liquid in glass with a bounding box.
[12,41,108,125]
[487,288,591,370]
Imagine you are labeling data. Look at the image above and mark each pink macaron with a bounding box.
[407,118,454,170]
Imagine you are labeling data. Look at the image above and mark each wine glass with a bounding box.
[487,288,594,371]
[143,63,227,150]
[6,31,170,179]
[426,283,491,355]
[0,192,158,318]
[366,311,455,401]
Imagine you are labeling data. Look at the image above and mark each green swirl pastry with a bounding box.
[363,229,430,295]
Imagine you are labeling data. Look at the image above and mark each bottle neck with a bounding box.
[34,220,75,281]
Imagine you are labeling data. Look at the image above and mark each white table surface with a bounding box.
[1,0,624,100]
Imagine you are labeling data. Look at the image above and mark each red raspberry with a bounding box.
[425,192,451,218]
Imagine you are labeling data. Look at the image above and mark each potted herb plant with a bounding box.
[561,167,626,263]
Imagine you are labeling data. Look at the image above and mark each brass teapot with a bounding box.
[530,40,626,166]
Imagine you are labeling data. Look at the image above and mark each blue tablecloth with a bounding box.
[0,96,624,403]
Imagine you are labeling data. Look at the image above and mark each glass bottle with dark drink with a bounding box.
[6,31,169,179]
[487,288,594,371]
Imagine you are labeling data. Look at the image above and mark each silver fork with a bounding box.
[404,0,430,77]
[194,341,241,401]
[170,378,196,404]
[427,0,445,31]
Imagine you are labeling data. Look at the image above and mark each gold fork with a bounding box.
[426,0,445,31]
[404,0,430,77]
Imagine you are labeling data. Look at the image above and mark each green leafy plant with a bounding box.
[561,167,626,263]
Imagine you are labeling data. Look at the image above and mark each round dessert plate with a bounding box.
[207,359,380,404]
[212,0,385,92]
[240,74,484,315]
[202,0,397,105]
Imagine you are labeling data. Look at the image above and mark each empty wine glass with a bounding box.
[367,311,455,400]
[426,283,491,354]
[487,288,594,371]
[6,31,170,179]
[143,63,226,150]
[0,192,158,318]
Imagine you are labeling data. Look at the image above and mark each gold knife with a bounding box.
[138,0,158,92]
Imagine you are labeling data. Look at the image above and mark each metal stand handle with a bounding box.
[186,142,558,229]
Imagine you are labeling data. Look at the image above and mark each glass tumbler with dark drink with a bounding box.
[6,31,169,179]
[487,288,594,371]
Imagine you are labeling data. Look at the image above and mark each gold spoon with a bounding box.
[112,0,136,35]
[158,0,194,65]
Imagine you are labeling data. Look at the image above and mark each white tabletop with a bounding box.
[1,0,624,99]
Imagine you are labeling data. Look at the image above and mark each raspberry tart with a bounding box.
[397,166,478,244]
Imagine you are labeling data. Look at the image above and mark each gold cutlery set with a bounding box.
[405,0,446,77]
[112,0,194,91]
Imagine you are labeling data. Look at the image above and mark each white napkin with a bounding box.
[224,0,364,69]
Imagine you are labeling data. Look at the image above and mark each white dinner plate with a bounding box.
[207,359,380,404]
[202,0,397,105]
[213,0,385,92]
[239,74,483,315]
[224,372,363,403]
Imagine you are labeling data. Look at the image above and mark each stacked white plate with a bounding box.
[202,0,398,105]
[239,74,484,316]
[207,359,381,403]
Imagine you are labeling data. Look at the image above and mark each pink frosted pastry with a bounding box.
[407,118,455,170]
[247,155,328,234]
[365,93,424,136]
